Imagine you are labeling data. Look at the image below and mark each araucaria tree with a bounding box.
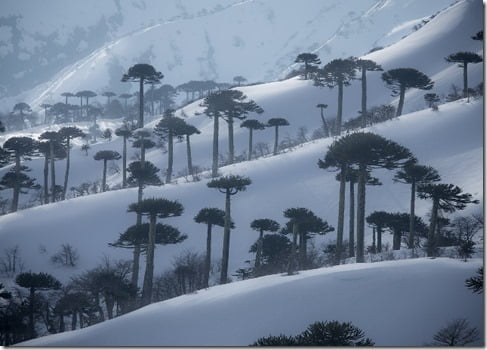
[58,127,85,200]
[381,212,427,250]
[194,208,231,287]
[445,52,483,99]
[93,150,121,192]
[366,211,390,253]
[15,272,61,339]
[354,59,383,128]
[417,183,478,257]
[39,131,63,203]
[319,132,412,263]
[207,175,251,284]
[314,58,356,135]
[128,198,184,305]
[267,118,289,155]
[2,136,38,212]
[250,219,280,271]
[38,140,66,204]
[393,160,440,248]
[315,104,329,137]
[240,119,265,161]
[122,64,164,128]
[179,121,201,179]
[381,68,434,116]
[114,124,133,188]
[295,53,321,79]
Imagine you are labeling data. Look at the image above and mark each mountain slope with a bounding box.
[20,258,483,346]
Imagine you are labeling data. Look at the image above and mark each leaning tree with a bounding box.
[250,219,280,271]
[93,150,121,192]
[418,183,478,257]
[267,117,290,155]
[381,68,434,117]
[207,175,251,284]
[393,159,440,248]
[314,58,356,135]
[241,119,266,161]
[194,208,233,288]
[122,64,164,128]
[354,58,383,128]
[128,198,184,305]
[15,272,61,339]
[445,52,483,100]
[58,126,85,200]
[295,52,321,79]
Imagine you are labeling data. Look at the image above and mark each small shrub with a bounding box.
[50,244,79,267]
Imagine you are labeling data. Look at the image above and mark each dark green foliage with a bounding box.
[267,117,290,155]
[445,52,483,66]
[251,219,280,232]
[417,184,477,213]
[252,334,297,346]
[194,207,229,227]
[3,136,37,161]
[465,267,483,294]
[294,52,321,79]
[127,161,162,187]
[0,169,39,193]
[93,150,121,162]
[15,272,61,291]
[110,223,187,250]
[249,234,291,274]
[424,93,440,108]
[241,119,265,130]
[207,175,252,193]
[381,212,428,250]
[128,197,183,218]
[472,30,483,41]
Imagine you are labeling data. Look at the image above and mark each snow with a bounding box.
[20,258,483,346]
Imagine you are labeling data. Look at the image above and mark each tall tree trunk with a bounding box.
[335,164,346,264]
[361,68,367,128]
[396,85,406,117]
[319,108,328,137]
[62,137,71,200]
[228,117,234,164]
[50,141,56,203]
[58,312,65,333]
[204,223,212,288]
[427,199,439,257]
[122,136,127,188]
[247,128,253,161]
[43,155,49,204]
[349,179,355,257]
[186,135,193,178]
[139,78,144,128]
[377,226,382,253]
[463,62,468,98]
[255,229,263,270]
[408,181,416,248]
[299,231,305,270]
[372,226,376,253]
[142,214,156,305]
[287,222,298,275]
[393,229,401,250]
[102,159,107,192]
[11,154,21,212]
[71,310,77,330]
[336,81,343,135]
[356,164,367,263]
[166,132,173,183]
[212,115,219,178]
[220,192,231,284]
[28,288,35,338]
[273,126,279,155]
[133,140,145,293]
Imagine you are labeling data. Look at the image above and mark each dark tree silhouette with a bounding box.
[267,117,289,155]
[249,234,291,274]
[445,52,483,100]
[207,175,251,283]
[58,127,85,200]
[250,219,280,270]
[114,124,134,188]
[315,103,329,137]
[393,160,440,248]
[128,198,184,305]
[382,68,434,116]
[233,75,247,86]
[122,64,164,128]
[241,119,265,161]
[102,91,116,106]
[424,93,440,109]
[319,133,412,262]
[179,120,201,179]
[61,92,75,105]
[15,272,61,339]
[93,150,121,192]
[418,183,478,257]
[465,267,483,294]
[39,131,63,203]
[38,140,66,204]
[194,208,233,288]
[381,212,427,250]
[366,211,390,253]
[472,30,483,41]
[12,102,32,129]
[354,59,383,127]
[295,53,321,79]
[314,58,356,135]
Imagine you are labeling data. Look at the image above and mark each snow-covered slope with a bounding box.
[20,258,484,346]
[0,0,458,111]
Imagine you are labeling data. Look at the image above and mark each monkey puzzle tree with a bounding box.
[295,52,321,79]
[119,93,133,118]
[178,120,201,179]
[382,68,434,117]
[102,91,116,107]
[267,117,289,155]
[320,132,412,262]
[122,64,164,128]
[61,92,75,105]
[393,160,440,248]
[250,219,280,270]
[445,52,483,100]
[58,126,85,200]
[366,211,390,253]
[314,58,356,135]
[128,198,184,305]
[418,183,478,257]
[315,103,329,137]
[39,131,64,203]
[381,212,428,250]
[354,59,383,128]
[38,140,66,204]
[207,175,251,284]
[114,124,134,188]
[15,272,61,339]
[194,208,234,288]
[93,150,121,192]
[241,119,266,161]
[2,136,38,212]
[12,102,32,129]
[233,75,247,86]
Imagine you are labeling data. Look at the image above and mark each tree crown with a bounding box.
[16,272,61,290]
[207,175,252,195]
[382,68,434,95]
[93,150,121,161]
[128,197,184,218]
